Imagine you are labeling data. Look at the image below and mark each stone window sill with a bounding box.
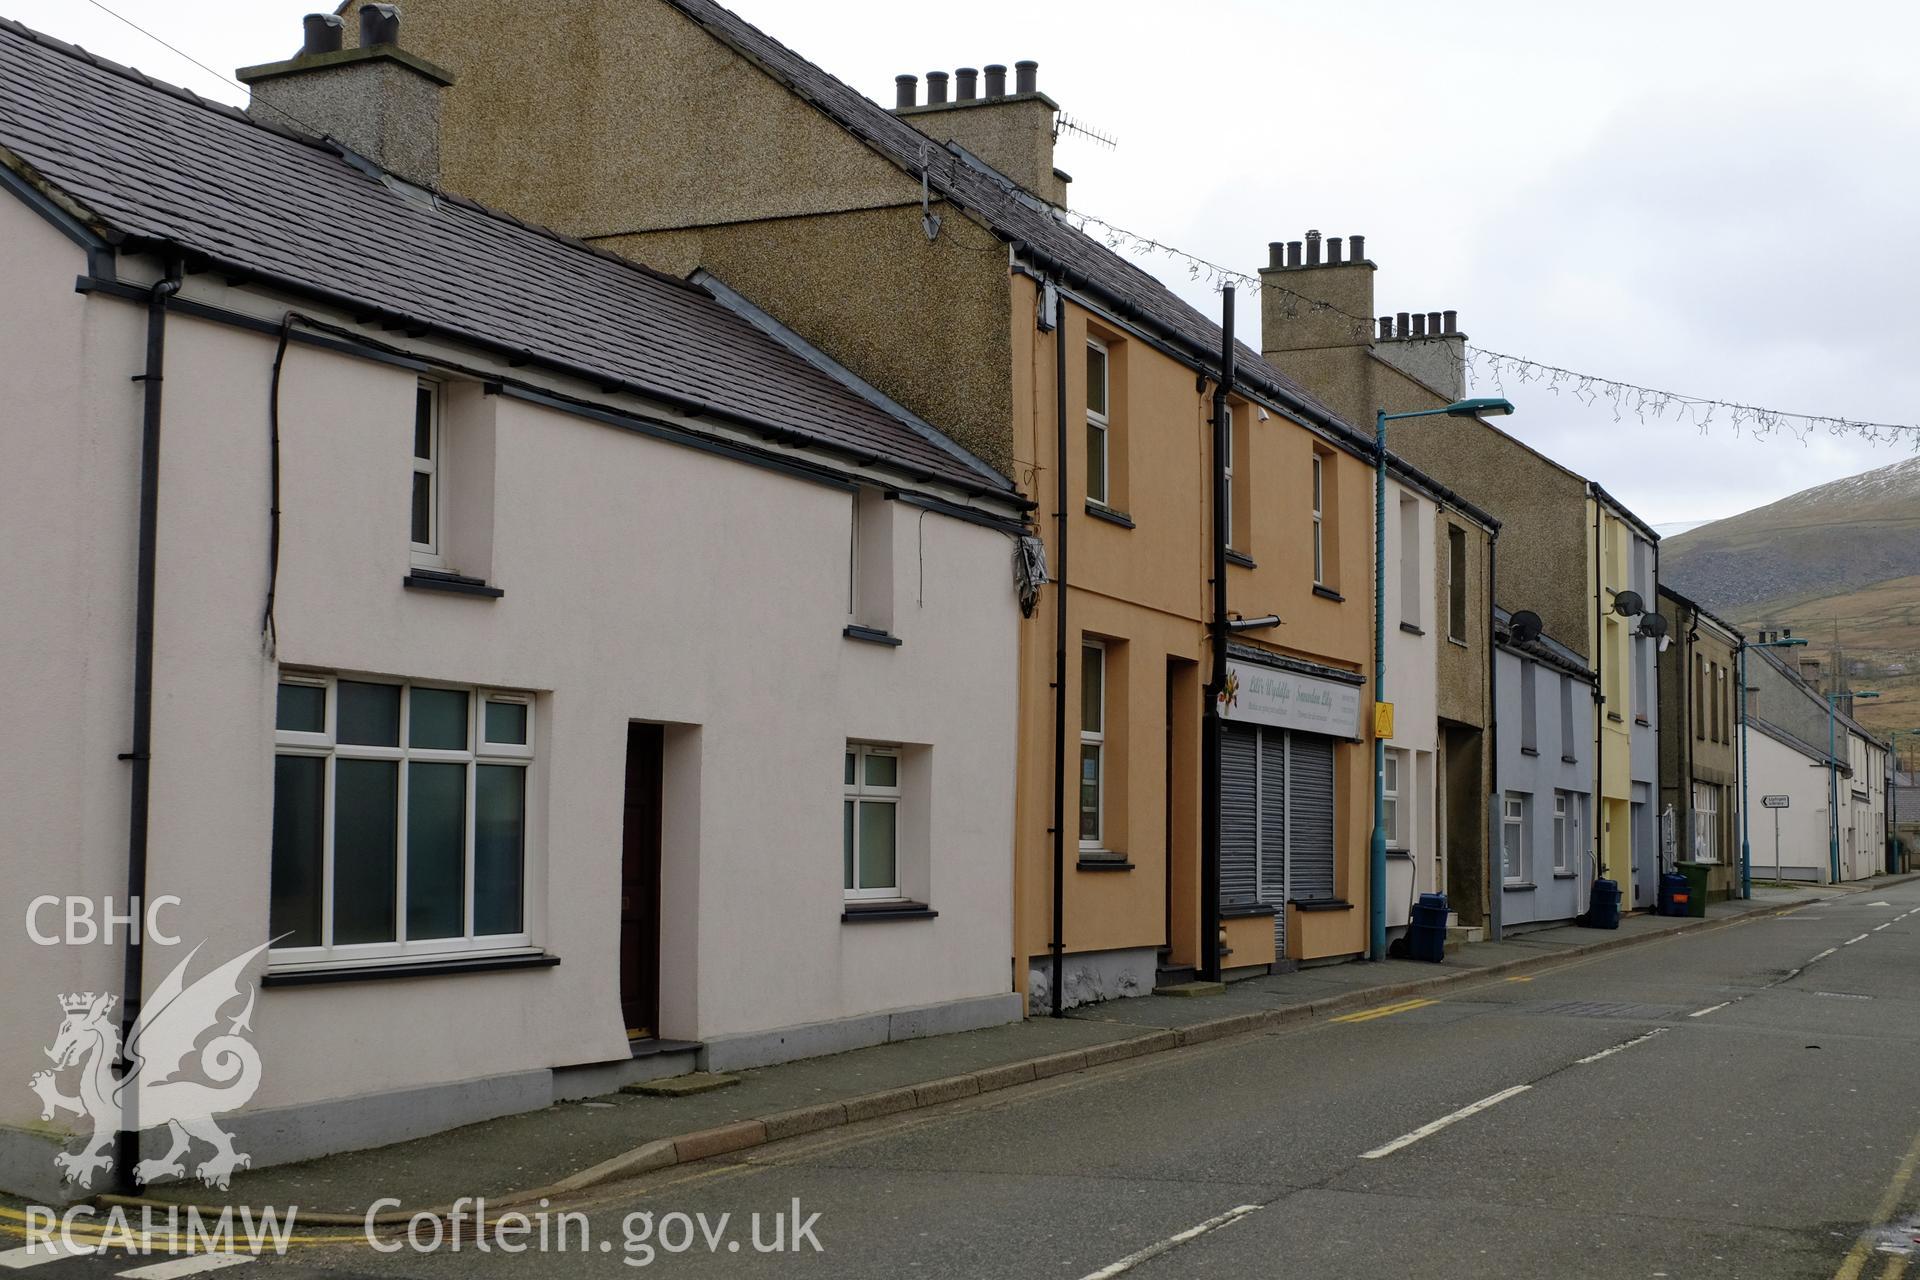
[844,624,902,647]
[842,900,937,923]
[1312,584,1344,602]
[1085,502,1135,529]
[404,569,503,599]
[264,949,557,987]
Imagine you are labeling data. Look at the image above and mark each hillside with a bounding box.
[1664,456,1920,612]
[1665,456,1920,742]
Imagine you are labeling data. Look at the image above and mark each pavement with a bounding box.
[4,873,1915,1277]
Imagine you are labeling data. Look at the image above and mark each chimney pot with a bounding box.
[1287,240,1302,267]
[1442,309,1458,334]
[359,2,401,48]
[1268,241,1285,270]
[1395,311,1410,337]
[1349,233,1366,261]
[1411,314,1427,337]
[301,13,344,57]
[895,74,917,109]
[1305,229,1322,265]
[1426,311,1442,336]
[956,67,978,100]
[926,70,949,105]
[1378,317,1393,341]
[1327,236,1344,265]
[984,63,1007,97]
[1015,60,1038,94]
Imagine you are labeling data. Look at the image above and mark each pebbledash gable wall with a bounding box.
[0,185,1021,1194]
[331,0,1019,476]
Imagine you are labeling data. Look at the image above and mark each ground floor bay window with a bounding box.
[271,674,533,967]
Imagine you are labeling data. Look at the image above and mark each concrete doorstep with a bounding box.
[97,876,1914,1224]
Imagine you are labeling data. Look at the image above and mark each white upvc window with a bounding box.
[844,743,900,900]
[1553,792,1574,875]
[270,674,534,967]
[411,381,443,567]
[1382,749,1404,850]
[1222,406,1236,550]
[1503,792,1530,884]
[1311,453,1326,585]
[1085,339,1110,507]
[1080,641,1106,849]
[1693,783,1720,863]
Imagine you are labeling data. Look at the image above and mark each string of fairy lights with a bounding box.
[1056,207,1920,445]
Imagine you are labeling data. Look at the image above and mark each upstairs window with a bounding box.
[1311,453,1326,585]
[411,381,442,567]
[1560,674,1577,759]
[1398,495,1420,627]
[1520,660,1539,754]
[1222,406,1236,550]
[1085,340,1110,507]
[1447,526,1468,641]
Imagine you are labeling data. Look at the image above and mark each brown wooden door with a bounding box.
[621,724,663,1039]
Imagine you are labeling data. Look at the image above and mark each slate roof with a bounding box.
[658,0,1370,451]
[0,17,1015,500]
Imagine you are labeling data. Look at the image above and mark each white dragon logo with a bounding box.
[29,941,270,1190]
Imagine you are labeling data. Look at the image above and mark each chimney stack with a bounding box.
[360,3,400,46]
[238,10,454,189]
[1258,227,1378,364]
[892,56,1066,204]
[301,13,343,56]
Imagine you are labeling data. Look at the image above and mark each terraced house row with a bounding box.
[0,0,1893,1195]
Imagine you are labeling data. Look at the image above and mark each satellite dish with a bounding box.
[1509,610,1543,644]
[1637,613,1670,640]
[1612,589,1645,617]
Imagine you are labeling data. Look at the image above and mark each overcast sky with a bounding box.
[14,0,1919,526]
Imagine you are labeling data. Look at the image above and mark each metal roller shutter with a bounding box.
[1220,724,1259,908]
[1259,728,1288,952]
[1288,733,1337,902]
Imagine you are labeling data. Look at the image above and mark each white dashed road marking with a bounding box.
[1361,1085,1533,1159]
[1576,1028,1668,1063]
[1077,1204,1263,1279]
[120,1253,257,1278]
[1690,1002,1732,1018]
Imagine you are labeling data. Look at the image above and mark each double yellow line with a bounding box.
[1330,997,1438,1024]
[1834,1123,1920,1278]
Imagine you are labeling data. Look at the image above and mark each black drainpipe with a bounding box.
[1050,284,1068,1017]
[116,263,181,1192]
[1592,496,1605,884]
[1198,287,1234,984]
[1485,529,1502,942]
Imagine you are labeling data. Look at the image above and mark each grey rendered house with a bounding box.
[1494,609,1597,928]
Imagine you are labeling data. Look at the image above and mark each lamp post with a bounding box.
[1738,633,1805,899]
[1826,687,1879,884]
[1370,396,1513,961]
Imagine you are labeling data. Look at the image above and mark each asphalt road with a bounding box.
[14,881,1920,1279]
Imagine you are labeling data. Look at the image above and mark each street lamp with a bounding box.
[1370,396,1514,961]
[1738,633,1806,899]
[1827,688,1880,883]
